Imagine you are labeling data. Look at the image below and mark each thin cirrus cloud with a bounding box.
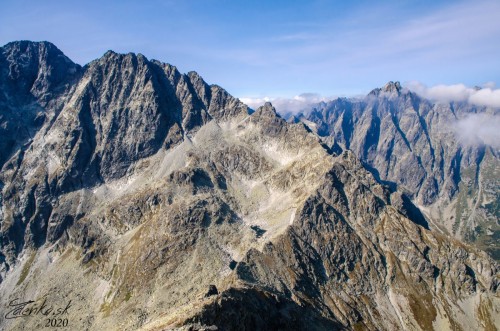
[0,1,499,97]
[232,1,500,95]
[224,0,500,99]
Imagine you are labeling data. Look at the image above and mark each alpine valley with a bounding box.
[0,41,498,331]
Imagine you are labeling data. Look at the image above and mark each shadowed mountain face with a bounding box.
[300,82,500,260]
[0,41,82,167]
[0,42,499,331]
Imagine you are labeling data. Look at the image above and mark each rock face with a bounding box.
[0,40,82,168]
[301,82,500,260]
[0,42,499,331]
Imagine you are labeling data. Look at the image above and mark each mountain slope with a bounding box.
[300,82,500,260]
[0,42,498,331]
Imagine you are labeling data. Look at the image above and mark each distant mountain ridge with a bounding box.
[0,41,498,331]
[296,81,499,260]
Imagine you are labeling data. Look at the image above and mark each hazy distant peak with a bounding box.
[368,80,404,97]
[382,81,402,93]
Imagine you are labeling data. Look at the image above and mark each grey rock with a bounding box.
[0,43,498,331]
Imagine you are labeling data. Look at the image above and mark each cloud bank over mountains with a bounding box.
[240,93,333,114]
[454,113,500,149]
[240,82,500,114]
[405,83,500,148]
[407,82,500,108]
[240,82,500,149]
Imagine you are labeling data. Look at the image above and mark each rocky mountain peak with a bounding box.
[368,80,404,97]
[102,49,117,58]
[92,50,149,72]
[382,80,402,93]
[1,40,81,97]
[2,40,61,57]
[255,102,278,117]
[0,40,83,167]
[187,70,203,81]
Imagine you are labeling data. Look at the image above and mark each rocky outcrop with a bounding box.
[0,43,498,331]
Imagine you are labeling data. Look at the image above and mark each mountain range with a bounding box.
[293,82,499,261]
[0,41,498,331]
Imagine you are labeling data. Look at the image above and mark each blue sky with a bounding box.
[1,0,499,101]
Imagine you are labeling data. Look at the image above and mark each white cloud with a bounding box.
[240,93,334,114]
[239,96,273,109]
[469,88,500,108]
[483,82,496,89]
[406,82,500,108]
[455,113,500,148]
